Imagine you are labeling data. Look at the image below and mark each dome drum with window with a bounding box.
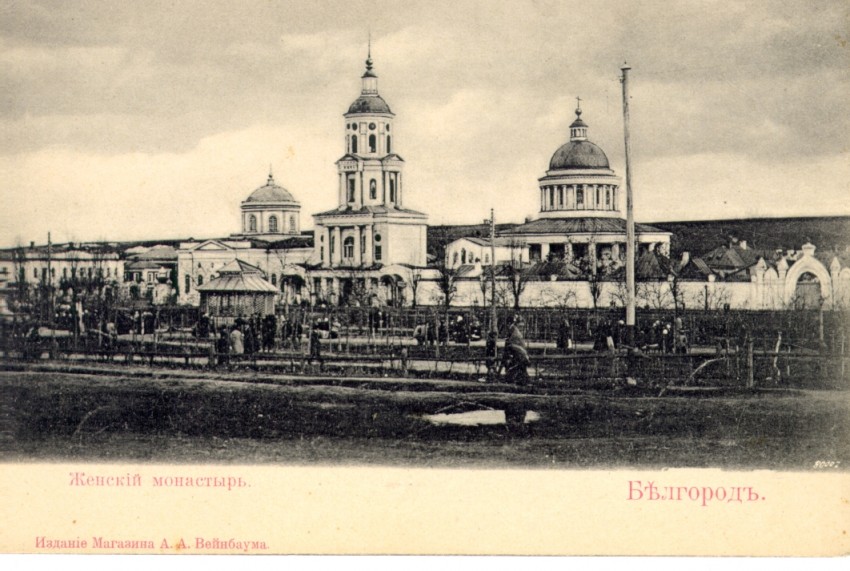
[240,171,301,237]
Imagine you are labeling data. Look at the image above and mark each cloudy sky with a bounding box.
[1,0,848,246]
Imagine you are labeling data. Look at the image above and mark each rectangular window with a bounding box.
[347,178,356,202]
[375,245,382,261]
[576,188,584,207]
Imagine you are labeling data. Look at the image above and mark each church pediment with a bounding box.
[190,240,235,252]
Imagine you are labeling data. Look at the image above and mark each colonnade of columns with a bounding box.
[320,223,376,267]
[539,183,618,211]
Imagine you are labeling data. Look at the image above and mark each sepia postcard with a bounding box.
[1,0,849,557]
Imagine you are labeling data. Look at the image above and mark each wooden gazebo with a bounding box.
[197,259,278,317]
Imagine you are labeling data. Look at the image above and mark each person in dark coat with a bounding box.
[216,330,231,367]
[243,324,256,356]
[557,316,573,353]
[308,325,322,367]
[281,320,293,349]
[262,314,277,352]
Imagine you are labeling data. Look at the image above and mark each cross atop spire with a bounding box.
[365,32,374,75]
[267,164,275,185]
[569,97,588,141]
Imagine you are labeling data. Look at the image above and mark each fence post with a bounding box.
[746,337,754,389]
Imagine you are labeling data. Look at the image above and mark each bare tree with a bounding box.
[430,230,460,345]
[406,266,423,308]
[503,238,531,310]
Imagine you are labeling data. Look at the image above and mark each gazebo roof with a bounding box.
[196,258,278,293]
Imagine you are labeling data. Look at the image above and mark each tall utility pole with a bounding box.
[621,64,636,346]
[46,232,53,323]
[489,208,497,334]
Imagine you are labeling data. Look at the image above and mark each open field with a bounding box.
[1,364,848,469]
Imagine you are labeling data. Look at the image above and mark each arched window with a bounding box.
[370,179,377,200]
[289,215,296,233]
[390,178,396,202]
[374,234,382,261]
[343,237,355,259]
[386,135,392,153]
[606,188,611,208]
[368,134,377,153]
[271,274,277,286]
[197,275,203,286]
[351,135,358,153]
[249,214,257,232]
[184,275,191,293]
[453,252,459,265]
[461,249,467,264]
[576,188,584,207]
[268,215,278,233]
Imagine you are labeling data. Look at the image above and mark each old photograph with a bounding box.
[1,0,848,556]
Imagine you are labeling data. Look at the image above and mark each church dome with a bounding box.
[347,94,392,115]
[547,104,610,170]
[549,140,610,170]
[244,173,298,204]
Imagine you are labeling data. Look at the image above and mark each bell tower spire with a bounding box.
[361,36,378,95]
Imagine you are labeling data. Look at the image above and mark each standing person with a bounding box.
[244,323,256,359]
[293,320,303,351]
[216,329,231,368]
[263,314,277,352]
[502,317,530,385]
[557,316,573,353]
[308,324,322,368]
[230,325,244,361]
[281,319,292,350]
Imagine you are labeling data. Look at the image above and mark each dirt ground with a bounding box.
[1,366,848,469]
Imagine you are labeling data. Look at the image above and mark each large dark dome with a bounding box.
[347,94,393,115]
[549,140,610,170]
[244,176,298,204]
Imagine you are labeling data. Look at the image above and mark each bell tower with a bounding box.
[312,45,427,270]
[336,46,403,210]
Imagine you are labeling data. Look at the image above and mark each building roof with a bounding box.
[503,217,667,235]
[700,244,761,270]
[459,236,516,247]
[548,140,611,170]
[125,260,168,271]
[347,94,393,115]
[313,205,427,217]
[217,259,263,275]
[243,174,298,205]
